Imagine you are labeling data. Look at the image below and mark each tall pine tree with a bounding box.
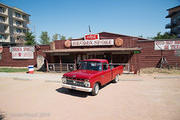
[25,31,36,45]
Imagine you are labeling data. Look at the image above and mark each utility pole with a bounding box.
[88,25,91,34]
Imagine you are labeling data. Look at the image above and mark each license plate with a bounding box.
[71,86,76,89]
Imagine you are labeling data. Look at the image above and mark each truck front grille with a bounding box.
[66,79,85,87]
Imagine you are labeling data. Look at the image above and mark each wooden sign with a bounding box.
[115,38,123,47]
[64,40,71,48]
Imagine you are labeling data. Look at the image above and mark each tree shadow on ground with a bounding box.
[0,113,5,120]
[56,87,90,98]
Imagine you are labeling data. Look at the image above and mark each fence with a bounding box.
[110,63,130,72]
[48,63,130,72]
[48,63,75,72]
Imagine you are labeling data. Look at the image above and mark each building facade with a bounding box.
[166,5,180,37]
[0,3,30,46]
[0,32,180,73]
[44,32,180,72]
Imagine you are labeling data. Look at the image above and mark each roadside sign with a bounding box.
[154,40,180,50]
[10,46,35,59]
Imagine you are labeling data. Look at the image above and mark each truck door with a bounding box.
[102,62,111,84]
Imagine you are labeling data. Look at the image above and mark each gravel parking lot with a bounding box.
[0,72,180,120]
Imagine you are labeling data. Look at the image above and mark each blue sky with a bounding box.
[1,0,180,41]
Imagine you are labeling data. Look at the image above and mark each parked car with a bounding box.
[61,59,123,95]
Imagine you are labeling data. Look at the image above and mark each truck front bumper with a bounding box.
[62,83,92,92]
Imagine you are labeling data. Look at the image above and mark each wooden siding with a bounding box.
[0,45,50,67]
[138,41,180,68]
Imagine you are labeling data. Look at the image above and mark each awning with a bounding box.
[44,47,141,53]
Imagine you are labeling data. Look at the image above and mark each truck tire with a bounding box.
[92,83,99,96]
[113,74,120,83]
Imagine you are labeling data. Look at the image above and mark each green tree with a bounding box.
[40,31,50,44]
[60,35,66,40]
[68,37,72,40]
[153,32,177,40]
[25,31,36,45]
[52,33,58,41]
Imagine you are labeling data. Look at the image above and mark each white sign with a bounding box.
[154,40,180,50]
[10,47,34,59]
[72,39,114,46]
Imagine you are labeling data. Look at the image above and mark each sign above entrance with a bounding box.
[154,40,180,50]
[72,39,114,46]
[84,34,99,40]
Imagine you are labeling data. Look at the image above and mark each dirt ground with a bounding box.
[0,72,180,120]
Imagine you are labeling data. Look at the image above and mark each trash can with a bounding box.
[28,65,34,74]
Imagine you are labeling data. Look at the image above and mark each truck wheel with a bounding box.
[92,83,99,96]
[113,74,120,83]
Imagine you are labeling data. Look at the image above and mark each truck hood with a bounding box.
[63,69,101,80]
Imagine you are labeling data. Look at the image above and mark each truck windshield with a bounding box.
[79,61,102,71]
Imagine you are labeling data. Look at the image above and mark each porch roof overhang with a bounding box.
[44,47,141,53]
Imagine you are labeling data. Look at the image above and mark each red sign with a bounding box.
[84,34,99,40]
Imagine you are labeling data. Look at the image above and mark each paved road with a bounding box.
[0,73,180,120]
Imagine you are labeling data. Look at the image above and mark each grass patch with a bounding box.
[0,68,28,72]
[141,67,180,74]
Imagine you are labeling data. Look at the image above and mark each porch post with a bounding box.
[111,53,113,63]
[74,54,77,70]
[46,59,49,72]
[137,52,140,75]
[60,56,62,73]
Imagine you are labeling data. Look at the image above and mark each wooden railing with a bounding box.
[48,63,130,72]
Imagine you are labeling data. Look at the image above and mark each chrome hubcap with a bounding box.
[115,74,119,82]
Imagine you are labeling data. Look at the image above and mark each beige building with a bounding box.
[0,3,30,45]
[166,5,180,37]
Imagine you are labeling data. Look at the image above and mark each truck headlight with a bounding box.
[62,77,67,84]
[84,81,90,87]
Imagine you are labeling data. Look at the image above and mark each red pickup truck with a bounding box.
[61,59,123,95]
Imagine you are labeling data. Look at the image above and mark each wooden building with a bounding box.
[44,32,180,72]
[0,32,180,73]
